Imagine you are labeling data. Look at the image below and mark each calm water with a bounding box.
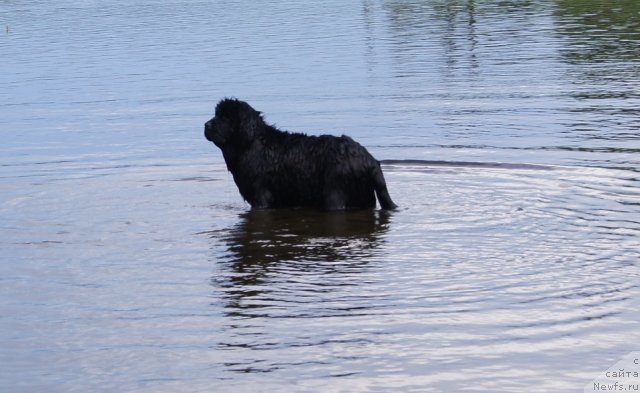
[2,1,640,392]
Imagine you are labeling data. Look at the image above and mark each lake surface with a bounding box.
[2,1,639,392]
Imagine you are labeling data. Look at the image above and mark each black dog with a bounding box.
[204,99,397,210]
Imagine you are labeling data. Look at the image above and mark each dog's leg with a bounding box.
[324,189,347,210]
[250,188,274,209]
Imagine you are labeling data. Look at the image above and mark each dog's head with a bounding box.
[204,98,264,149]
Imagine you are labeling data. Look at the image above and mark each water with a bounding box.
[1,1,639,392]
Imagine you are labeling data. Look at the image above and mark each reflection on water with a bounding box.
[208,210,394,375]
[554,1,640,158]
[210,209,391,316]
[215,209,391,264]
[555,1,640,66]
[358,0,640,170]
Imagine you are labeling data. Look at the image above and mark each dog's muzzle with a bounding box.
[204,120,226,146]
[204,121,214,142]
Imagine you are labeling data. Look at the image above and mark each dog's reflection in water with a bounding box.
[209,209,393,357]
[211,209,393,289]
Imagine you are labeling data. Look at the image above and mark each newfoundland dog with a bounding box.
[204,98,397,210]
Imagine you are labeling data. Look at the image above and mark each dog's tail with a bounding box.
[373,162,398,210]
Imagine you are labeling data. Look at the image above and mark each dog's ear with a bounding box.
[214,99,264,144]
[240,109,263,138]
[236,103,265,143]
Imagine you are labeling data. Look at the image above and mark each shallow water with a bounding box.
[2,1,640,392]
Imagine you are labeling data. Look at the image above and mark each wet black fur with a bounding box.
[204,98,397,210]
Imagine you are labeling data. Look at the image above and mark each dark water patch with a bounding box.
[381,159,556,171]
